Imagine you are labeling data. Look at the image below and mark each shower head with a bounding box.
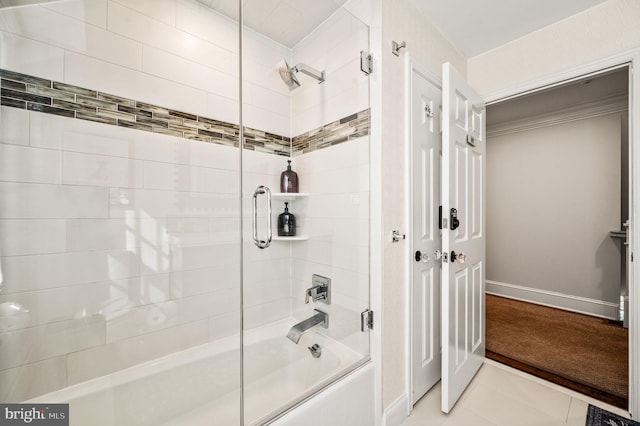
[277,59,325,91]
[278,59,301,91]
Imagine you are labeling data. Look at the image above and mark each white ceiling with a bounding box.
[242,0,348,48]
[408,0,607,57]
[201,0,348,48]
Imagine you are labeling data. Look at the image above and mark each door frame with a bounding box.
[481,48,640,417]
[406,56,444,409]
[405,49,640,417]
[406,56,444,413]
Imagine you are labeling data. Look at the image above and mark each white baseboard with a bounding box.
[382,393,409,426]
[486,280,619,320]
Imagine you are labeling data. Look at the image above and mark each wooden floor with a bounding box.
[486,294,628,409]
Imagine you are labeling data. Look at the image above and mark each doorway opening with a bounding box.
[485,66,630,408]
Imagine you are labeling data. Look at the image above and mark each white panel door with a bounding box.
[411,67,442,404]
[441,62,486,413]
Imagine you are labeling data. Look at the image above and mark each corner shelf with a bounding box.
[271,192,309,242]
[271,192,310,199]
[272,235,309,241]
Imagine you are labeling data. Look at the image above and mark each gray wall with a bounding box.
[487,113,623,311]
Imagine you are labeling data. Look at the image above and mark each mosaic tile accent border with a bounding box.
[0,69,369,156]
[292,109,370,156]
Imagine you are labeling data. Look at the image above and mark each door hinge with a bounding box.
[360,51,373,75]
[361,309,374,331]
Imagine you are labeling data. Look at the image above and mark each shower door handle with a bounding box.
[252,186,272,249]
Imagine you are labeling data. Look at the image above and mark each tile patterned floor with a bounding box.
[402,359,634,426]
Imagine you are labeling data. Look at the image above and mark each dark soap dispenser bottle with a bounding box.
[277,202,296,237]
[280,160,299,193]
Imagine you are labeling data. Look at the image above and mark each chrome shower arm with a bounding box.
[294,63,325,83]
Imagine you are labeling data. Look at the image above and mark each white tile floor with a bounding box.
[402,359,634,426]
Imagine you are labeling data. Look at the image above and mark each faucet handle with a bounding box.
[305,285,327,304]
[304,275,331,305]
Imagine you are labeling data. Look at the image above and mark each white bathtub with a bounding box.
[30,319,369,425]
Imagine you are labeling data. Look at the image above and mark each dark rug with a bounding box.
[586,404,639,426]
[486,294,628,409]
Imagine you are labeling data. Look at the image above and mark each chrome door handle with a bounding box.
[252,185,272,249]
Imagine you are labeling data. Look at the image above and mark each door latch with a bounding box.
[450,208,460,231]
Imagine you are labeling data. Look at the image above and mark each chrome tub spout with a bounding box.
[286,309,328,344]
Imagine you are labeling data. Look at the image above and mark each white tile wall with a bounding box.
[0,274,171,329]
[29,110,130,153]
[169,242,238,273]
[142,161,238,194]
[64,51,210,117]
[187,138,239,170]
[244,83,290,119]
[0,182,109,219]
[67,320,209,385]
[111,0,174,26]
[0,32,64,81]
[170,265,237,298]
[1,249,140,293]
[208,310,240,341]
[176,0,239,54]
[62,151,144,188]
[105,290,231,343]
[242,104,290,138]
[0,105,242,398]
[109,1,235,74]
[43,0,108,28]
[239,23,292,136]
[239,150,293,330]
[242,257,291,307]
[108,188,237,218]
[0,106,30,146]
[66,219,129,251]
[207,91,240,125]
[0,316,105,370]
[0,4,142,70]
[0,219,66,256]
[288,138,370,355]
[0,144,61,184]
[0,357,67,403]
[243,298,291,330]
[291,8,369,135]
[142,46,236,99]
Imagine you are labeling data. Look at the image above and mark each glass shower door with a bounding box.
[240,1,372,423]
[0,1,242,424]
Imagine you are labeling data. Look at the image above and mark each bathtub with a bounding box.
[29,318,370,425]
